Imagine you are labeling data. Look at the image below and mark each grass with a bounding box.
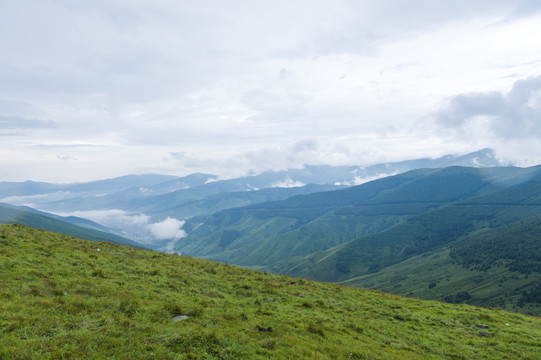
[1,224,540,359]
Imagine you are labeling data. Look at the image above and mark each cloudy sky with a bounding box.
[1,0,541,182]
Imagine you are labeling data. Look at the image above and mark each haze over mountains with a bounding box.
[1,149,498,245]
[0,203,144,248]
[2,148,540,314]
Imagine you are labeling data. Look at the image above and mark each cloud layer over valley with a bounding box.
[51,209,187,250]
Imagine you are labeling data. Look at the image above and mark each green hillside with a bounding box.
[284,201,541,282]
[1,224,540,359]
[282,197,541,312]
[151,184,342,220]
[177,166,541,267]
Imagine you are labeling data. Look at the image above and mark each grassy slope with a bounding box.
[1,224,540,359]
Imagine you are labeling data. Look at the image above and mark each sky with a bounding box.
[1,0,541,183]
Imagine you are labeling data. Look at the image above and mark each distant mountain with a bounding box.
[62,174,183,194]
[0,148,503,203]
[175,165,541,314]
[150,184,343,220]
[330,148,502,185]
[0,203,144,248]
[0,174,182,198]
[0,148,506,246]
[176,166,530,266]
[0,181,65,198]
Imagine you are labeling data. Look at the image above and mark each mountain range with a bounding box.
[1,148,499,213]
[175,165,541,315]
[3,148,540,314]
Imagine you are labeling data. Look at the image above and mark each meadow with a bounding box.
[1,224,540,359]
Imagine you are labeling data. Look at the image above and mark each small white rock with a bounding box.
[97,248,100,252]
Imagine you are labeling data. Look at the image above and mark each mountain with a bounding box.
[0,203,144,248]
[149,184,343,220]
[286,167,541,281]
[0,174,182,198]
[0,149,506,247]
[0,149,503,212]
[176,165,541,314]
[2,224,539,359]
[0,180,65,198]
[176,166,534,264]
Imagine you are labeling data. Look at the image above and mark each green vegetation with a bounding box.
[177,166,488,266]
[284,204,541,315]
[177,166,538,267]
[2,224,540,359]
[450,216,541,274]
[341,247,541,316]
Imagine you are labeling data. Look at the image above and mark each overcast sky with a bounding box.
[1,0,541,182]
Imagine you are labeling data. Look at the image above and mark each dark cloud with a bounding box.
[436,76,541,138]
[57,155,78,161]
[292,139,318,153]
[0,115,56,129]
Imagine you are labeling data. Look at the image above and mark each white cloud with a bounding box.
[147,217,187,240]
[48,208,187,244]
[335,172,398,186]
[434,76,541,139]
[271,177,305,188]
[2,1,541,182]
[56,209,150,229]
[0,191,74,207]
